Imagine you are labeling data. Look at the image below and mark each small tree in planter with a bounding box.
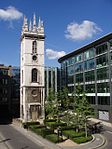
[73,85,94,137]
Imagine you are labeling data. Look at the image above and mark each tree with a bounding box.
[45,89,58,119]
[73,85,94,137]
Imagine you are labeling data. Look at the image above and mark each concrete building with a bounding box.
[58,33,112,122]
[20,14,45,122]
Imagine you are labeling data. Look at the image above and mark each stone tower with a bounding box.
[20,14,45,123]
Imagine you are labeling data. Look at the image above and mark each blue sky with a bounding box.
[0,0,112,67]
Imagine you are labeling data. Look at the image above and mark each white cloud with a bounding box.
[65,20,102,41]
[46,49,66,59]
[0,6,23,21]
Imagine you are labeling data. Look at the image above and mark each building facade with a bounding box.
[45,67,60,98]
[58,33,112,122]
[20,14,45,122]
[11,66,20,118]
[0,65,12,118]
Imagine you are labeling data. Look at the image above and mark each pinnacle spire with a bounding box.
[38,16,41,28]
[29,19,32,31]
[22,16,28,32]
[33,13,37,32]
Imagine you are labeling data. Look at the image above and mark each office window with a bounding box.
[75,73,83,83]
[67,57,74,65]
[68,75,74,84]
[97,83,110,93]
[84,59,95,70]
[96,43,107,55]
[109,40,112,50]
[5,79,8,84]
[85,84,95,93]
[75,62,83,72]
[98,96,110,105]
[96,54,108,68]
[68,86,74,93]
[87,96,95,104]
[84,48,94,60]
[67,65,74,75]
[75,54,82,63]
[85,70,95,82]
[75,85,84,92]
[97,67,109,80]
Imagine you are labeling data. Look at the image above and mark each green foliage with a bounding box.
[29,125,54,138]
[22,121,40,128]
[72,135,92,144]
[46,134,62,143]
[46,121,67,130]
[63,130,85,138]
[73,84,94,137]
[58,87,70,109]
[45,88,58,120]
[44,119,56,123]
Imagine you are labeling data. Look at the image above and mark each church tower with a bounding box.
[20,14,45,123]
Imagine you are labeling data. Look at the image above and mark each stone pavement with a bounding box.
[0,132,10,149]
[90,118,112,128]
[11,122,106,149]
[58,134,106,149]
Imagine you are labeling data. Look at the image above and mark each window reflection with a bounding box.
[75,63,83,72]
[84,59,95,70]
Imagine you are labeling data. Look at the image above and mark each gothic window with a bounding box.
[32,40,37,53]
[32,68,37,82]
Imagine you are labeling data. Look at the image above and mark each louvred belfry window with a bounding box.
[32,68,37,82]
[32,41,37,53]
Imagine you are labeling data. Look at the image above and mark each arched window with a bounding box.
[32,68,37,82]
[32,41,37,53]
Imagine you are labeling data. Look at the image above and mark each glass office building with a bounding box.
[58,33,112,122]
[45,67,60,98]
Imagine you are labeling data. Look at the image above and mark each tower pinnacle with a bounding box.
[33,13,37,32]
[22,16,28,32]
[29,19,32,31]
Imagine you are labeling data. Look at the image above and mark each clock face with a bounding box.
[32,89,37,96]
[32,55,37,61]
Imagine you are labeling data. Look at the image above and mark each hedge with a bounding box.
[63,130,85,139]
[22,121,40,128]
[46,122,67,129]
[44,119,57,123]
[72,136,92,144]
[46,134,62,143]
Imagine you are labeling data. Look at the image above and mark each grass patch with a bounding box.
[46,121,67,130]
[63,130,85,138]
[72,135,93,144]
[46,133,62,143]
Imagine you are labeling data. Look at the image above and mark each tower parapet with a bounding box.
[21,14,44,38]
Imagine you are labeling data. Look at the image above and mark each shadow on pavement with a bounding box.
[0,138,11,143]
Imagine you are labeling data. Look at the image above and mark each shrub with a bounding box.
[72,136,92,144]
[44,119,56,123]
[47,122,67,130]
[29,125,54,138]
[29,125,46,136]
[61,126,76,131]
[22,121,40,129]
[63,130,85,139]
[46,134,62,143]
[41,128,54,138]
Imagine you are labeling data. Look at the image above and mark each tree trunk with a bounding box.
[85,122,88,138]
